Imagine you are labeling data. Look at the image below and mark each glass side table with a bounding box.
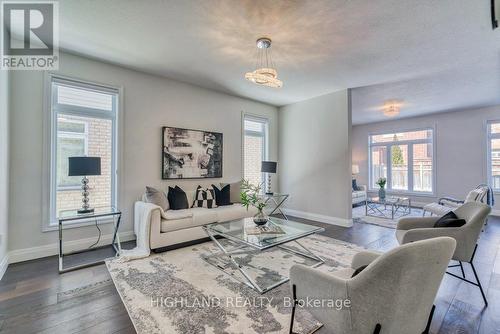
[58,206,122,273]
[258,193,290,220]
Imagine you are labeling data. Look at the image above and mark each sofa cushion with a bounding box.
[192,186,217,209]
[352,191,365,198]
[212,184,232,206]
[423,202,453,216]
[214,204,256,222]
[221,180,242,203]
[191,207,218,225]
[163,209,193,220]
[160,217,194,233]
[168,186,189,210]
[145,186,169,211]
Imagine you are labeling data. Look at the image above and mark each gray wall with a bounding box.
[8,52,278,259]
[278,90,352,226]
[0,70,9,275]
[352,105,500,212]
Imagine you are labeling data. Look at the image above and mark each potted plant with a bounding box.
[240,179,268,225]
[376,177,387,200]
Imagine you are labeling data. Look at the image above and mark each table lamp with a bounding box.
[68,156,101,214]
[261,161,277,195]
[352,164,360,177]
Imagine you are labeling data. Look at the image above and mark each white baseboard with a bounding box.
[282,209,353,227]
[490,209,500,217]
[8,231,136,264]
[0,255,8,280]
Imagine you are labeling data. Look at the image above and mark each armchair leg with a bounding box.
[446,245,488,307]
[289,284,298,334]
[422,305,435,334]
[470,261,488,307]
[373,324,382,334]
[459,261,465,279]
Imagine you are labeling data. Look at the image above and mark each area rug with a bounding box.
[106,235,365,334]
[352,205,424,229]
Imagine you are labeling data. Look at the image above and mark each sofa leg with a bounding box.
[373,324,382,334]
[422,304,435,334]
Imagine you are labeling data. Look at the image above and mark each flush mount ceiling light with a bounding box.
[383,100,402,117]
[245,37,283,88]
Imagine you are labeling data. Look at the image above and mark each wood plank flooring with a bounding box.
[1,215,499,334]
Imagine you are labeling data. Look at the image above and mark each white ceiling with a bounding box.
[50,1,500,123]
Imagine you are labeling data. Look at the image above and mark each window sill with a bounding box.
[368,189,436,198]
[42,216,116,232]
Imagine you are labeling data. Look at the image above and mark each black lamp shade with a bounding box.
[68,157,101,176]
[261,161,277,173]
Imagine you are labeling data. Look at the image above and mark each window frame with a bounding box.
[56,118,89,190]
[241,113,269,186]
[368,127,436,196]
[487,120,500,194]
[43,74,121,231]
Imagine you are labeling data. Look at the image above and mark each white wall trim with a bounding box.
[491,209,500,217]
[282,208,353,227]
[0,255,8,280]
[8,230,136,264]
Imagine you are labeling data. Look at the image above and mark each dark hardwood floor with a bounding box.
[1,215,499,333]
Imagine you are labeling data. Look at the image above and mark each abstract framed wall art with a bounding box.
[162,126,223,179]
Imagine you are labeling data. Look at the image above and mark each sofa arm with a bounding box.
[358,185,367,191]
[134,201,162,246]
[397,216,439,230]
[351,250,382,269]
[438,198,463,208]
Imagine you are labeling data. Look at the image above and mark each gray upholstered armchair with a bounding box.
[289,237,456,334]
[396,202,491,306]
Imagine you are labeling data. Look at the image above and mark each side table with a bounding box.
[259,193,290,220]
[58,206,122,273]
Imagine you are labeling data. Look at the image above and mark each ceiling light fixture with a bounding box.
[245,38,283,88]
[383,100,401,117]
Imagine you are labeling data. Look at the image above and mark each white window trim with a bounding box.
[487,120,500,194]
[42,73,122,232]
[241,112,269,186]
[368,127,436,196]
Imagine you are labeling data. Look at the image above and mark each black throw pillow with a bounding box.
[167,186,189,210]
[352,179,361,191]
[434,211,466,228]
[212,184,232,206]
[351,265,368,278]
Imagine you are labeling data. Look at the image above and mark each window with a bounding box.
[369,129,434,194]
[488,121,500,192]
[243,115,268,186]
[49,77,118,225]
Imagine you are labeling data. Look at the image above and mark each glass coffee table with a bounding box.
[365,196,411,219]
[202,217,325,294]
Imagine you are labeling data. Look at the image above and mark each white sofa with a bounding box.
[135,186,258,251]
[352,185,367,205]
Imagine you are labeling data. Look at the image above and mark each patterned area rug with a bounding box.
[106,235,364,334]
[352,205,424,229]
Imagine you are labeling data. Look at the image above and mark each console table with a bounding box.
[58,206,122,273]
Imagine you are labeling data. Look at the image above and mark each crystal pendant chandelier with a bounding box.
[245,38,283,88]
